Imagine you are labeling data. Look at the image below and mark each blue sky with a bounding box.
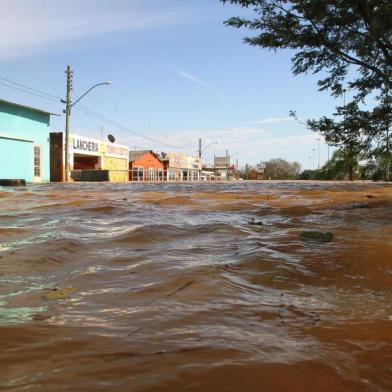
[0,0,340,169]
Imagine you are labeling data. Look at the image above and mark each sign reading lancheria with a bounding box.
[70,134,129,159]
[72,137,99,153]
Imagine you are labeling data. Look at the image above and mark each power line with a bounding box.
[0,74,192,152]
[0,76,61,100]
[76,108,149,148]
[75,103,184,150]
[0,81,60,104]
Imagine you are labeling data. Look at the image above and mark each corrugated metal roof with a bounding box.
[0,98,60,116]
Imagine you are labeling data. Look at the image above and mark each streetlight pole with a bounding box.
[226,149,230,181]
[317,138,321,169]
[312,148,316,170]
[63,66,111,182]
[199,140,218,161]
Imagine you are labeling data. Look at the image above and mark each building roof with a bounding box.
[129,150,161,162]
[0,98,60,116]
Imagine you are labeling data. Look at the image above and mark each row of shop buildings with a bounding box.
[51,132,204,183]
[1,98,232,183]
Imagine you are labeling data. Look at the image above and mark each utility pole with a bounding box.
[62,68,110,182]
[100,125,104,140]
[64,65,73,182]
[308,155,311,170]
[198,138,202,159]
[226,149,230,181]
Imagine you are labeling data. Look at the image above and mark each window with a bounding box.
[168,169,176,181]
[34,146,41,177]
[134,166,143,181]
[158,169,163,181]
[148,168,154,181]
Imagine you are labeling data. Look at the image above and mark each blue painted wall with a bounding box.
[0,100,51,182]
[0,137,34,180]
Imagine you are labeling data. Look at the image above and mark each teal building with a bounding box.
[0,99,56,182]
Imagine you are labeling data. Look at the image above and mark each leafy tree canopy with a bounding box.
[221,0,392,100]
[263,158,301,179]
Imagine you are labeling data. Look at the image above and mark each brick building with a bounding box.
[129,150,164,181]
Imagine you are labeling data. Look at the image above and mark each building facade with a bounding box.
[0,99,55,182]
[129,150,164,181]
[50,132,129,182]
[162,152,202,181]
[213,156,231,180]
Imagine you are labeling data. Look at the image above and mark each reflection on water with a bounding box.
[0,181,392,391]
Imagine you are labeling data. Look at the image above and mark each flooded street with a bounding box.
[1,181,392,391]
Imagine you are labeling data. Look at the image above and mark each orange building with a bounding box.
[129,150,164,181]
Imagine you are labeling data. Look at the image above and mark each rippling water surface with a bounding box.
[1,181,392,391]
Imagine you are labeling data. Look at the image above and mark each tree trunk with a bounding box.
[348,164,354,181]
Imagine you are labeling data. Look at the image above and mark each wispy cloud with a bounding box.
[248,116,294,125]
[156,60,220,96]
[140,125,322,165]
[173,69,209,88]
[0,0,185,59]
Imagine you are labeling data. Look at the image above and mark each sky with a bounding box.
[0,0,341,169]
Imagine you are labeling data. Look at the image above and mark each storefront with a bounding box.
[50,132,129,182]
[163,152,202,181]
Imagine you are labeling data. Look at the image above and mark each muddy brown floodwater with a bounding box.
[0,181,392,391]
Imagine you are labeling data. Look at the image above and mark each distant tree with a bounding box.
[299,169,315,180]
[302,148,361,180]
[325,148,361,180]
[248,167,260,179]
[263,158,301,179]
[361,155,392,180]
[239,164,256,179]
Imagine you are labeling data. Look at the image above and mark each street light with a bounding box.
[202,141,218,154]
[198,139,218,158]
[63,65,111,182]
[316,138,321,169]
[312,148,316,170]
[71,81,112,109]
